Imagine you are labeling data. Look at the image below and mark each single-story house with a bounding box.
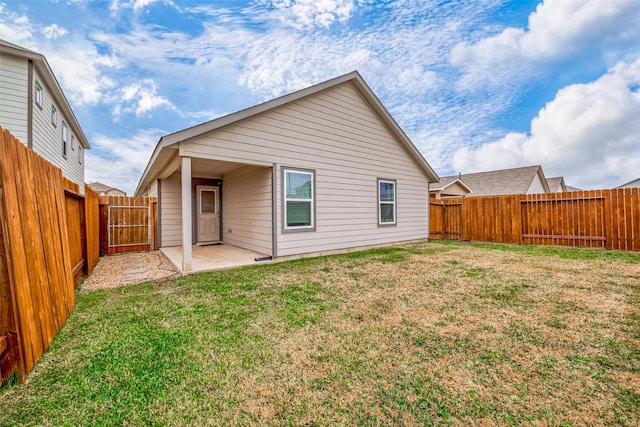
[88,181,126,196]
[135,71,439,271]
[430,174,472,199]
[432,165,551,198]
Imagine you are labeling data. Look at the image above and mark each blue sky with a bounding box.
[1,0,639,194]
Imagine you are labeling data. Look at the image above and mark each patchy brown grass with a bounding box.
[229,243,640,426]
[1,242,638,426]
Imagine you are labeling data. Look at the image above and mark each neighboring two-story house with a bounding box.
[0,39,89,192]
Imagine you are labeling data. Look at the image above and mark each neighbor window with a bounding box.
[71,135,75,151]
[62,123,68,157]
[51,106,57,126]
[378,179,396,225]
[78,146,82,164]
[35,83,43,107]
[283,168,314,230]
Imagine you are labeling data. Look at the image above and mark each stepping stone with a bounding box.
[122,272,148,282]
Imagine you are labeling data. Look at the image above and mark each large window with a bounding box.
[283,168,315,231]
[378,179,396,225]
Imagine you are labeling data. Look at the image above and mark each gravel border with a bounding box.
[82,251,179,290]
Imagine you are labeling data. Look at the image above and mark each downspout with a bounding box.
[272,163,278,258]
[27,60,33,149]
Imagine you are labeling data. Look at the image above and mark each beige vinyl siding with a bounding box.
[30,68,84,190]
[159,170,182,247]
[180,82,430,257]
[0,53,29,143]
[433,182,469,199]
[222,166,272,255]
[146,180,158,198]
[527,173,547,194]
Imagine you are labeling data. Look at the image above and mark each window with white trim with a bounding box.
[35,83,43,107]
[378,179,396,225]
[62,123,68,157]
[71,135,75,151]
[283,169,314,230]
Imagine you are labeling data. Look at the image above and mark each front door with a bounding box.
[197,185,220,243]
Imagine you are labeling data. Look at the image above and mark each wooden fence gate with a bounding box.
[99,196,157,255]
[429,200,462,241]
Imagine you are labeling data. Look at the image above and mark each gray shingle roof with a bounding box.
[546,177,566,192]
[439,165,550,197]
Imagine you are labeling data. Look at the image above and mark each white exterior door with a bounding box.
[197,186,220,243]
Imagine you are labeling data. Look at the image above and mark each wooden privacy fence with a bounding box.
[430,189,640,251]
[0,128,101,383]
[1,128,74,382]
[0,127,157,383]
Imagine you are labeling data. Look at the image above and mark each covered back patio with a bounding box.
[161,243,271,274]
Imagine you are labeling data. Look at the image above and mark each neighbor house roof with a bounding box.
[431,175,473,193]
[440,165,550,197]
[546,177,567,192]
[616,177,640,188]
[0,39,90,149]
[135,71,438,195]
[88,182,125,195]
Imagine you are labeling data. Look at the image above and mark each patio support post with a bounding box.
[181,156,192,271]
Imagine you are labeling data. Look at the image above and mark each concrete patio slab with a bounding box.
[160,244,271,274]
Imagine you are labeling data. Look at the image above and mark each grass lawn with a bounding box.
[1,242,639,426]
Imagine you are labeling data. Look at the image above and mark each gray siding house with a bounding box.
[135,72,438,271]
[0,39,89,191]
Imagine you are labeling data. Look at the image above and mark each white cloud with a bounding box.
[0,7,118,106]
[452,57,640,189]
[42,24,68,40]
[0,9,36,48]
[451,0,640,88]
[266,0,355,29]
[46,43,119,105]
[112,79,177,119]
[85,129,164,195]
[110,0,165,13]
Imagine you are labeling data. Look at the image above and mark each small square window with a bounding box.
[51,106,57,126]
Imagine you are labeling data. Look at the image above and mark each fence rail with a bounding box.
[430,189,640,251]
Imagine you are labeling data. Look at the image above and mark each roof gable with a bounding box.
[546,177,567,192]
[136,71,438,194]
